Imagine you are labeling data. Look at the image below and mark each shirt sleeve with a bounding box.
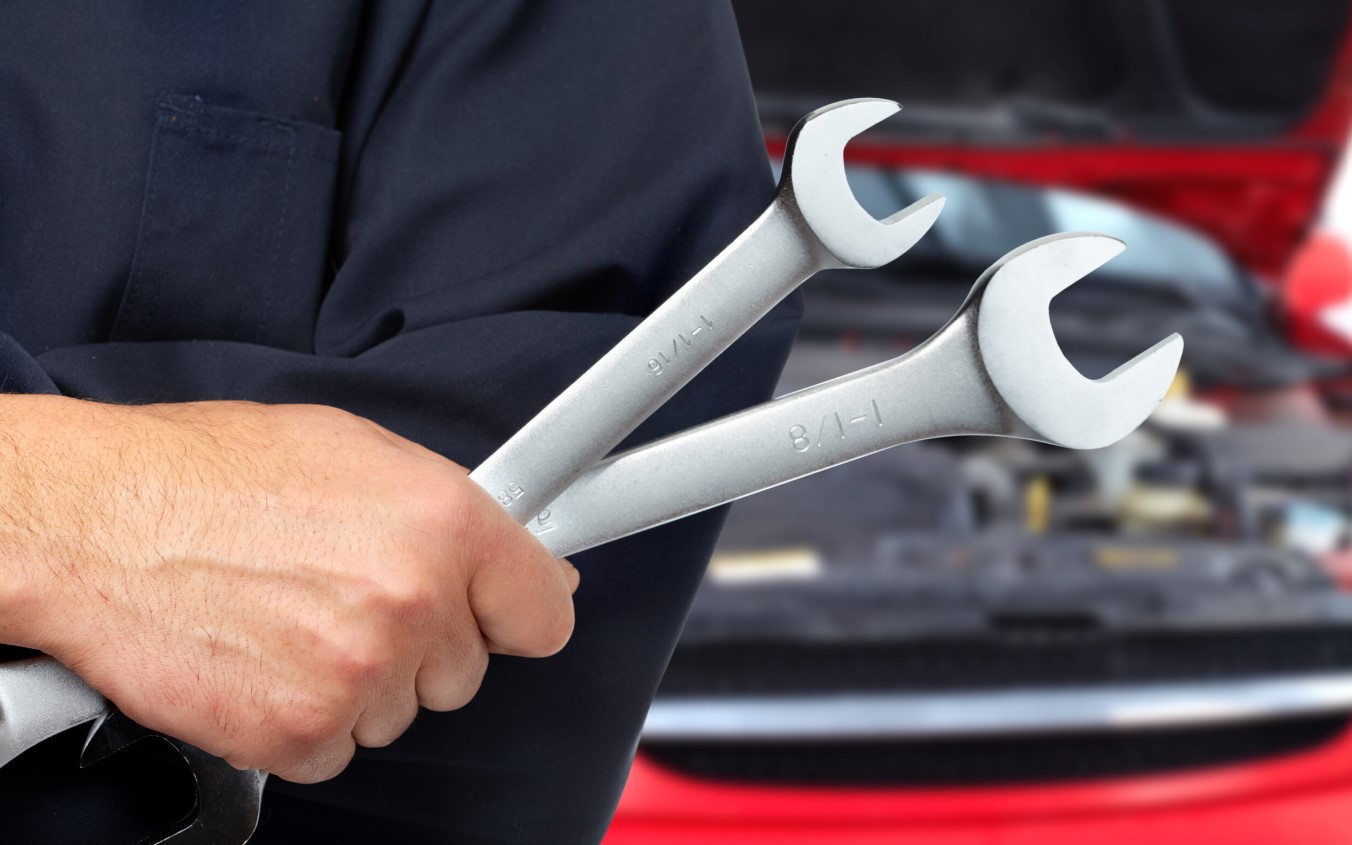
[35,0,799,474]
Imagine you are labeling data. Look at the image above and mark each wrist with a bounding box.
[0,395,128,651]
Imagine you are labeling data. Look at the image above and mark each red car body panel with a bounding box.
[608,729,1352,843]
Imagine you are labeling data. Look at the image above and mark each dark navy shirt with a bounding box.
[0,2,799,842]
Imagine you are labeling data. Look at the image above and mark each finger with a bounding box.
[264,734,358,785]
[220,686,363,783]
[351,685,421,749]
[461,503,577,658]
[560,558,580,594]
[486,557,577,653]
[415,615,490,712]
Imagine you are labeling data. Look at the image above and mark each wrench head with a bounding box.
[82,710,264,845]
[972,232,1184,450]
[780,98,944,269]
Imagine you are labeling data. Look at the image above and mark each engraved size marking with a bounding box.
[789,400,882,452]
[496,482,526,508]
[527,508,557,535]
[648,315,715,376]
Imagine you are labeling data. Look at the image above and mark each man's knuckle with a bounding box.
[359,702,418,749]
[274,739,355,785]
[357,723,401,749]
[357,568,437,624]
[423,646,488,712]
[331,640,391,689]
[443,674,485,712]
[280,699,347,749]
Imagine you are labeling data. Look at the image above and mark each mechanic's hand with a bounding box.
[0,397,577,783]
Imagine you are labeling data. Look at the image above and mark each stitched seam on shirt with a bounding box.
[111,116,175,340]
[148,124,192,334]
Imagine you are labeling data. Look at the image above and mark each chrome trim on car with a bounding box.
[641,674,1352,741]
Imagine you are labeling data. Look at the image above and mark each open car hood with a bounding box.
[735,0,1352,280]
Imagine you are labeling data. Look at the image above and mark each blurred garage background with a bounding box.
[605,2,1352,843]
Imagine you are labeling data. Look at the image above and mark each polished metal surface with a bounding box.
[0,659,266,845]
[81,710,267,844]
[977,235,1186,449]
[532,233,1183,558]
[470,98,942,526]
[0,657,107,768]
[641,673,1352,741]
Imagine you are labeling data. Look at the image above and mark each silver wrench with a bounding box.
[0,235,1179,843]
[0,98,942,845]
[523,233,1184,558]
[470,97,943,522]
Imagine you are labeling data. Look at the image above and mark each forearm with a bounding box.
[0,394,114,652]
[0,395,203,659]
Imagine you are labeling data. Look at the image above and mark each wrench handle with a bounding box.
[531,317,1014,558]
[470,198,831,524]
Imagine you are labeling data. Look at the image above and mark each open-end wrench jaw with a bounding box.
[969,232,1185,450]
[778,98,944,269]
[81,710,264,845]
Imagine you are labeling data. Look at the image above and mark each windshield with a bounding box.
[859,164,1238,293]
[776,159,1245,297]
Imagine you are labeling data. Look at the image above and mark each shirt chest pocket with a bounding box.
[110,96,341,351]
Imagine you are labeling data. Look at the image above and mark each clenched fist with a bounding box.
[0,396,576,783]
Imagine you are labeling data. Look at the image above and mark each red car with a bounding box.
[607,2,1352,843]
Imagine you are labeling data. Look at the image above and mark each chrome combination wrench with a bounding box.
[520,233,1182,558]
